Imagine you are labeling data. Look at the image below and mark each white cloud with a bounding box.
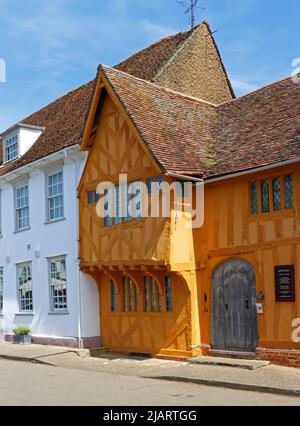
[142,20,178,38]
[231,78,257,94]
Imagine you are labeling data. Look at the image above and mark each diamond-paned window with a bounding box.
[250,182,258,215]
[110,280,117,313]
[272,178,281,211]
[284,175,293,209]
[261,180,270,213]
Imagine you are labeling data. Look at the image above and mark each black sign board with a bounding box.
[275,265,295,302]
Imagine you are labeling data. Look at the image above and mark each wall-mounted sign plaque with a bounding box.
[275,265,295,302]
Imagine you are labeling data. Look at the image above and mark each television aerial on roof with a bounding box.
[177,0,205,28]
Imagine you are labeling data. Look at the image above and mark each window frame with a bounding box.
[46,170,64,223]
[15,182,30,232]
[250,174,294,217]
[48,256,68,313]
[17,262,33,313]
[4,133,19,163]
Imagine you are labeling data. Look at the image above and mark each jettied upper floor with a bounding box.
[78,63,219,273]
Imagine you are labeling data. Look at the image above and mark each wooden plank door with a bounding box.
[212,259,259,351]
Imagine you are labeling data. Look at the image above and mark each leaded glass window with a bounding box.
[122,277,127,312]
[104,189,113,228]
[143,276,162,313]
[110,280,117,313]
[272,178,281,211]
[17,262,33,312]
[144,276,150,312]
[261,180,270,213]
[165,276,173,312]
[284,175,293,209]
[250,182,258,215]
[122,276,138,313]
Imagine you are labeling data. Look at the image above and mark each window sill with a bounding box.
[248,209,295,222]
[44,218,66,225]
[14,227,31,234]
[15,312,35,317]
[48,311,69,316]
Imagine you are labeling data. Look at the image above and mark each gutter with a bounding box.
[166,172,204,183]
[0,145,83,186]
[206,157,300,184]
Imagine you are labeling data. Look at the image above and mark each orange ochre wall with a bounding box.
[79,87,300,357]
[198,163,300,351]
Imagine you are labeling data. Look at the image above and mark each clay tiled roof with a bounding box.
[0,80,96,177]
[101,66,300,178]
[0,26,199,177]
[207,76,300,178]
[101,65,217,175]
[115,26,198,81]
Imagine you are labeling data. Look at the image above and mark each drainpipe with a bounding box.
[67,150,83,349]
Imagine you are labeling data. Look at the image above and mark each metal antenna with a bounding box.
[177,0,205,28]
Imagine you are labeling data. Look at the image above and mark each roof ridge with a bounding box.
[153,23,205,83]
[100,64,217,107]
[114,24,200,70]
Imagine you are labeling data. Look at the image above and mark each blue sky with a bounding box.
[0,0,299,131]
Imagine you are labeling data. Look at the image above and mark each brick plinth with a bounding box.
[256,348,300,368]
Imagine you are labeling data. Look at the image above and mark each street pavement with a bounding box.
[1,343,300,400]
[0,359,299,406]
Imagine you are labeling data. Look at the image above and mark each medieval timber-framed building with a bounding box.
[79,25,300,367]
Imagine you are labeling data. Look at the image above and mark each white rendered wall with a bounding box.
[19,128,43,157]
[0,148,100,343]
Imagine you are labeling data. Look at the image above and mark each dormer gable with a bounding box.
[1,123,44,164]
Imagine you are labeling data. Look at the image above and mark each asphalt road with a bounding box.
[0,359,299,406]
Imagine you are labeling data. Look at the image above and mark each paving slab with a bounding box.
[1,343,300,397]
[190,356,270,370]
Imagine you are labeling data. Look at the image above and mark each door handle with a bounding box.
[245,300,249,309]
[225,303,229,310]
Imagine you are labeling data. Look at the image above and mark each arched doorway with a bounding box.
[211,259,259,352]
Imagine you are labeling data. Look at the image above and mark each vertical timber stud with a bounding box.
[180,270,201,355]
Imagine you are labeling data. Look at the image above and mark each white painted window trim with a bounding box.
[14,180,30,233]
[16,261,33,313]
[45,168,65,224]
[48,255,68,314]
[3,132,19,163]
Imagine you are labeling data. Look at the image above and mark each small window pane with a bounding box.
[250,182,258,215]
[87,191,93,204]
[110,280,117,312]
[261,180,270,213]
[122,277,127,312]
[151,278,156,312]
[144,276,150,312]
[165,276,172,312]
[284,175,293,209]
[272,178,281,211]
